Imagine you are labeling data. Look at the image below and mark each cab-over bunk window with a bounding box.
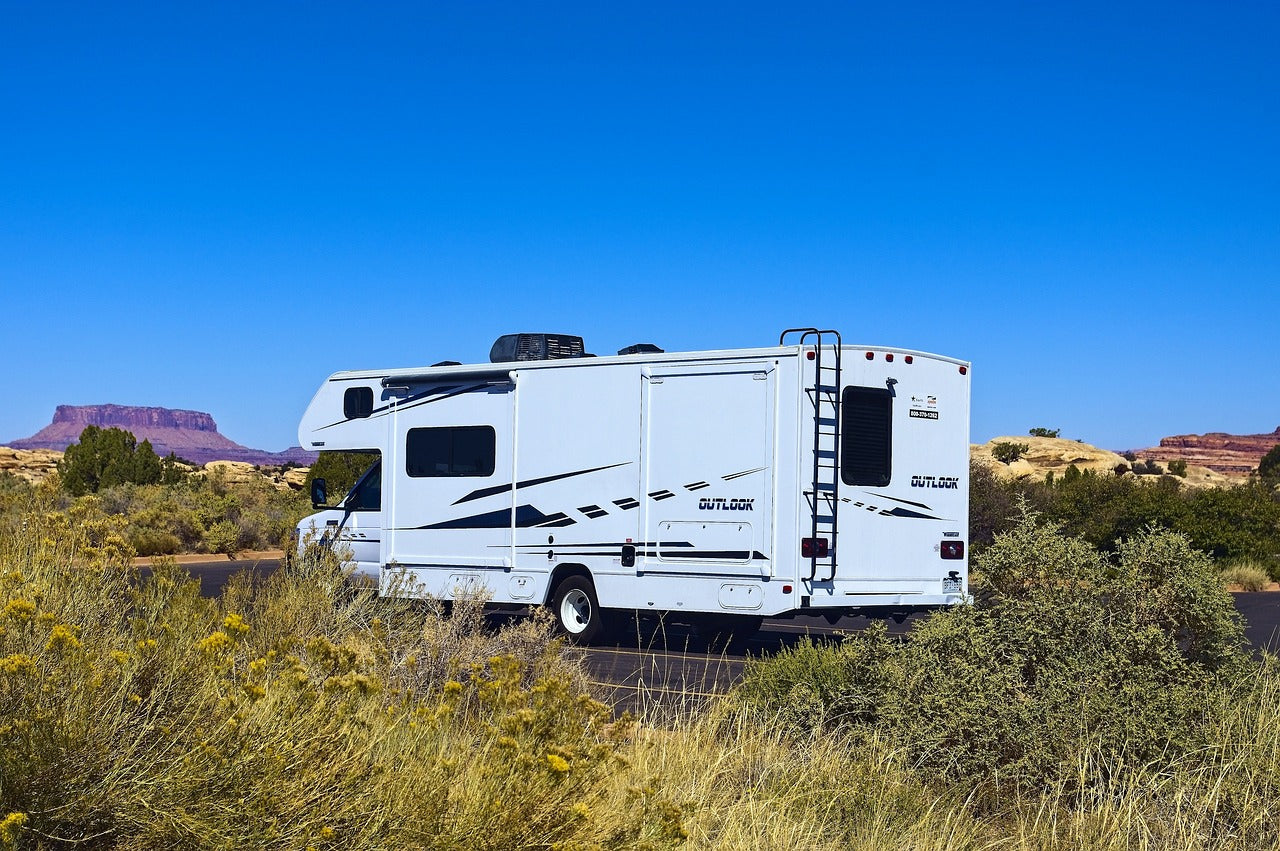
[841,386,892,486]
[406,426,496,477]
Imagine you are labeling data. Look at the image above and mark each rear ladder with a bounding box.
[780,328,842,581]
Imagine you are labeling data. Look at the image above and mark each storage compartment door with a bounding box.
[641,367,774,577]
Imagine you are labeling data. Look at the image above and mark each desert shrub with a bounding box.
[1130,457,1165,475]
[991,441,1030,464]
[0,509,683,850]
[1259,444,1280,481]
[1219,561,1269,592]
[1169,458,1189,477]
[1028,427,1060,438]
[735,508,1248,800]
[969,462,1022,551]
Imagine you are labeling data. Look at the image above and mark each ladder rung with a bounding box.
[816,417,837,427]
[814,449,837,459]
[814,384,839,393]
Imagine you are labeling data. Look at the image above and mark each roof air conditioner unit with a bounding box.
[490,333,586,363]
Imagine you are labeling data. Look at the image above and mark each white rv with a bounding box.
[296,330,970,643]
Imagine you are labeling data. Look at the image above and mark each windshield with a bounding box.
[343,459,382,511]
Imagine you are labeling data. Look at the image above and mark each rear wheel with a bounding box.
[550,575,607,644]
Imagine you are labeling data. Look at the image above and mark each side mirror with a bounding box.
[310,477,328,509]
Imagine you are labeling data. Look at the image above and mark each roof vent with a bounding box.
[617,343,664,356]
[490,333,586,363]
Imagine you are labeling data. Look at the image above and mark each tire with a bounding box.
[550,575,607,645]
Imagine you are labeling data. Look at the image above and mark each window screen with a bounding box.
[344,386,374,419]
[841,386,892,486]
[406,426,496,477]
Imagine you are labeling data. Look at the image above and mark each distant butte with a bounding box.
[1132,426,1280,477]
[5,404,316,467]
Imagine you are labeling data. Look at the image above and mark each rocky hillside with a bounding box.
[7,405,316,467]
[971,436,1232,488]
[0,447,308,492]
[1134,426,1280,477]
[0,447,62,485]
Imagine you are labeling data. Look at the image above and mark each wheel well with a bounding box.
[544,563,592,604]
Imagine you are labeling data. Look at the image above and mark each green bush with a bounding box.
[991,441,1030,464]
[970,459,1280,572]
[736,508,1248,799]
[1028,427,1060,438]
[1259,444,1280,481]
[1169,458,1188,477]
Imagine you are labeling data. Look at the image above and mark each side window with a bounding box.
[344,386,374,419]
[841,386,892,486]
[406,426,496,477]
[344,460,382,511]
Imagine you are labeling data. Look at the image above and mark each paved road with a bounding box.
[182,557,1280,712]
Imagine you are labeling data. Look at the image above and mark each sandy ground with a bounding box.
[132,549,284,567]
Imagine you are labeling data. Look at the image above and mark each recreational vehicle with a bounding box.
[296,329,970,643]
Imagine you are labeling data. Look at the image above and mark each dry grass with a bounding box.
[3,498,1280,850]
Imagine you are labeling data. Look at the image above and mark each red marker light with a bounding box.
[806,351,816,360]
[905,355,913,364]
[782,584,793,594]
[865,351,874,360]
[885,353,894,362]
[940,541,965,560]
[959,366,968,375]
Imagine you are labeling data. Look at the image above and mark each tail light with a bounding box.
[801,537,829,558]
[940,541,965,560]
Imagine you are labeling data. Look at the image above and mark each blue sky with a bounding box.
[2,1,1277,453]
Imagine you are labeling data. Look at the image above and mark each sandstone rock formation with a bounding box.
[971,436,1231,488]
[203,461,309,491]
[7,405,316,467]
[1134,427,1280,477]
[0,447,62,485]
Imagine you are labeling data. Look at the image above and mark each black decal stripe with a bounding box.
[613,498,639,510]
[318,384,486,430]
[533,513,577,528]
[877,494,934,510]
[723,467,766,481]
[879,506,943,520]
[454,462,630,505]
[661,550,768,561]
[510,540,694,550]
[649,490,676,501]
[416,503,548,530]
[684,481,710,491]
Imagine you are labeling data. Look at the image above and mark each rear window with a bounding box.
[841,386,892,486]
[406,426,495,477]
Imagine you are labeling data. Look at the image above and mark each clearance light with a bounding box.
[782,584,793,594]
[806,351,816,360]
[959,366,968,375]
[905,355,913,364]
[885,353,894,362]
[940,541,965,560]
[801,537,829,558]
[865,351,874,360]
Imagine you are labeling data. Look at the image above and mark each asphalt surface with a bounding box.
[182,556,1280,713]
